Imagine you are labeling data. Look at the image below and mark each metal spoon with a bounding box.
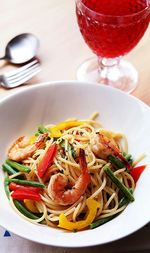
[0,33,40,64]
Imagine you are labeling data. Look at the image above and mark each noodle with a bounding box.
[4,114,145,232]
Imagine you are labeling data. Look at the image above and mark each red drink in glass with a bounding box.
[76,0,150,93]
[76,0,150,58]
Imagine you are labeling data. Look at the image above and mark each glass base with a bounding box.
[76,57,138,93]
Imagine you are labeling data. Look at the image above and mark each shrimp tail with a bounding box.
[79,148,91,184]
[79,149,88,174]
[100,134,132,170]
[8,133,48,162]
[48,148,91,206]
[35,133,48,149]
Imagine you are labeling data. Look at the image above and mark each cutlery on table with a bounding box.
[0,33,39,64]
[0,59,41,88]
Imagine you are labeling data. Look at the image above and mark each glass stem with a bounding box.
[98,57,121,84]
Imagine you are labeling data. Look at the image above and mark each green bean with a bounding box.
[90,216,113,229]
[13,200,41,220]
[3,163,25,179]
[90,190,132,229]
[90,196,130,229]
[8,178,45,188]
[108,155,124,169]
[2,163,17,175]
[4,178,10,199]
[118,190,132,208]
[104,165,134,202]
[38,125,49,134]
[6,160,31,173]
[123,152,133,163]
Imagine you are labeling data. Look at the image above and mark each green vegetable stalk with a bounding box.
[6,160,31,173]
[8,178,45,188]
[2,163,17,175]
[104,165,134,202]
[14,200,41,220]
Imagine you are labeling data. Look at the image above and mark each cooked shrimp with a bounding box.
[91,133,132,170]
[91,133,118,159]
[42,167,59,183]
[8,133,48,162]
[48,149,91,206]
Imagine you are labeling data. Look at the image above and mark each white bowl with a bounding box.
[0,81,150,247]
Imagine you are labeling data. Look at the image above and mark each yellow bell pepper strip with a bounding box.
[58,198,100,231]
[24,199,39,213]
[29,131,49,144]
[29,135,37,145]
[49,121,87,138]
[49,127,62,138]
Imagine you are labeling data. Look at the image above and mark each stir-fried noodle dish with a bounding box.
[2,113,146,231]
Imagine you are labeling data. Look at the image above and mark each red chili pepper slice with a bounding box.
[9,182,42,193]
[130,165,146,183]
[37,143,57,178]
[11,189,41,201]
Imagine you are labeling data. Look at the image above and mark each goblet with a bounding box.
[76,0,150,93]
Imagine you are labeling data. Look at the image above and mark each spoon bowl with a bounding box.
[0,33,40,64]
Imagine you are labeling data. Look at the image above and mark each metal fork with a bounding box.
[0,59,41,88]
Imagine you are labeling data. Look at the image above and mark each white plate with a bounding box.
[0,81,150,247]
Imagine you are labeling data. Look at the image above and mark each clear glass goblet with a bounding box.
[76,0,150,93]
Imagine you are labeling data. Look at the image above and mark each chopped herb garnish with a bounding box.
[38,125,49,134]
[72,228,77,233]
[35,132,39,137]
[59,139,65,148]
[57,138,63,144]
[58,139,76,159]
[68,143,76,159]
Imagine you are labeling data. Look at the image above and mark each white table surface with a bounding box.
[0,91,150,253]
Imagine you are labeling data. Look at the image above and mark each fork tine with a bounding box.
[7,67,41,88]
[7,62,40,81]
[7,65,41,88]
[0,59,41,89]
[4,59,38,78]
[8,64,41,83]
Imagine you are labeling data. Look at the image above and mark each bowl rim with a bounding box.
[0,80,150,110]
[0,80,150,247]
